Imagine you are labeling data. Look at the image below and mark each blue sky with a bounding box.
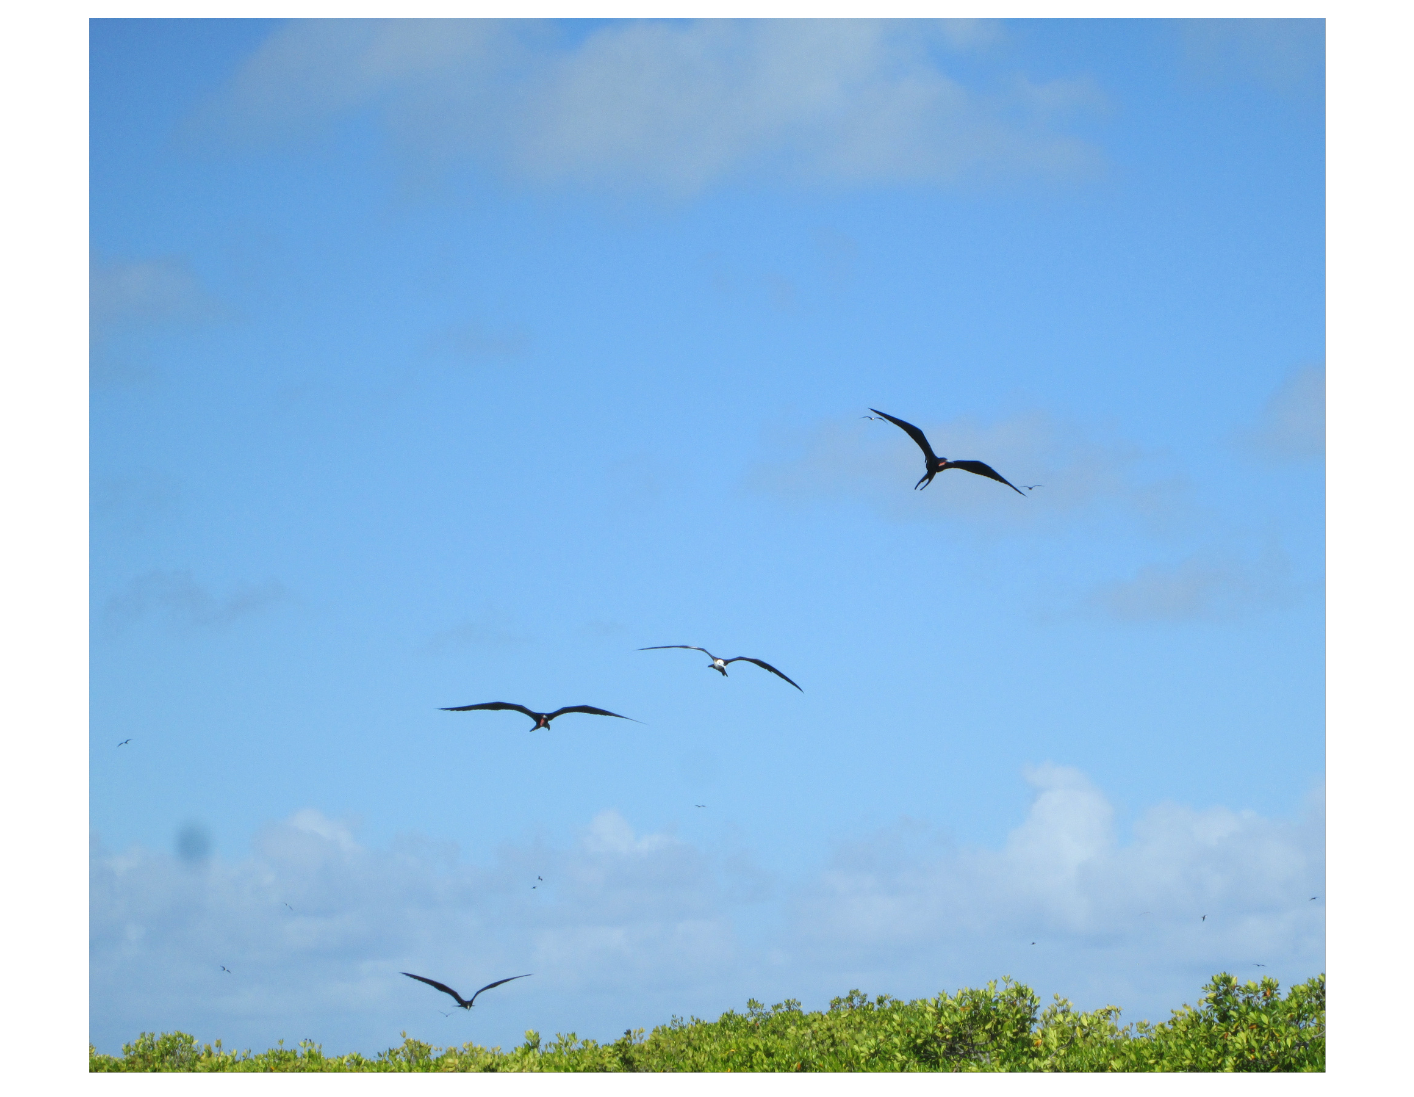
[86,17,1326,1056]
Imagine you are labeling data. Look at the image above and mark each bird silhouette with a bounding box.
[117,739,132,747]
[220,966,232,974]
[1310,896,1320,901]
[1254,963,1267,967]
[868,408,1026,495]
[403,972,531,1010]
[695,804,707,808]
[1201,915,1206,922]
[283,902,294,912]
[441,702,638,731]
[1021,484,1042,491]
[639,646,802,691]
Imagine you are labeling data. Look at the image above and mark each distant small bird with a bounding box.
[403,972,531,1010]
[1254,963,1267,967]
[538,876,543,881]
[1201,915,1206,922]
[1021,484,1042,491]
[639,646,802,691]
[861,414,886,421]
[220,966,232,974]
[695,804,706,808]
[868,408,1026,495]
[117,739,132,747]
[1030,942,1035,946]
[1310,896,1320,901]
[441,702,638,731]
[438,1010,454,1018]
[283,902,294,912]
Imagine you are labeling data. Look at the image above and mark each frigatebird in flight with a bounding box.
[117,739,132,747]
[403,972,531,1010]
[639,646,802,691]
[441,702,638,731]
[868,408,1026,495]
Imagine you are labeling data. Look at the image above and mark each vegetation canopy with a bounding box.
[91,971,1323,1072]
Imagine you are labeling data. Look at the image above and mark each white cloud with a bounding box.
[746,410,1189,533]
[91,771,1323,1055]
[90,255,227,386]
[1245,364,1325,461]
[1178,19,1324,93]
[423,320,529,364]
[102,570,290,631]
[1086,543,1296,622]
[197,19,1107,197]
[784,766,1324,1017]
[420,603,535,654]
[91,471,183,536]
[90,255,220,327]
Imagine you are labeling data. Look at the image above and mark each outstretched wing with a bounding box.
[725,657,803,691]
[639,645,715,658]
[468,973,533,1006]
[402,972,469,1007]
[547,705,641,723]
[869,409,938,465]
[440,701,537,717]
[948,460,1027,496]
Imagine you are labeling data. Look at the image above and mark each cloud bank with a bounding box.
[92,766,1323,1055]
[197,19,1107,196]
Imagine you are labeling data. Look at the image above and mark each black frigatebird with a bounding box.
[868,408,1026,495]
[117,739,132,747]
[441,702,638,730]
[403,972,531,1010]
[639,646,802,691]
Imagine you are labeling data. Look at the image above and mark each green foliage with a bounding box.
[89,971,1324,1072]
